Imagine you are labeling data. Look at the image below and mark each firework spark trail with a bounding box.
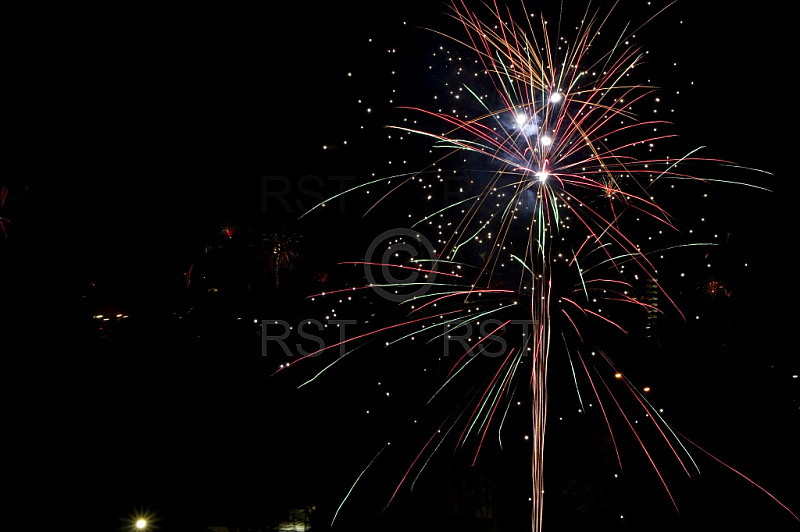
[576,351,622,471]
[527,265,551,532]
[332,443,390,526]
[593,351,699,478]
[338,262,464,279]
[0,186,9,238]
[381,414,455,512]
[624,378,701,475]
[561,296,629,334]
[270,308,467,375]
[619,371,694,478]
[472,347,523,462]
[408,289,514,313]
[453,342,514,449]
[675,430,800,522]
[0,185,30,239]
[595,366,681,513]
[446,319,510,379]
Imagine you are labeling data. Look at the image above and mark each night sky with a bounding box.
[3,2,798,531]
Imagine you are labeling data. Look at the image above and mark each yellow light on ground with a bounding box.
[614,373,622,379]
[127,509,157,531]
[643,387,651,392]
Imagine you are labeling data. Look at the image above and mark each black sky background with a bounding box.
[3,2,798,531]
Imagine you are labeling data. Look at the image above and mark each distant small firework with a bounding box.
[258,231,301,289]
[700,275,728,298]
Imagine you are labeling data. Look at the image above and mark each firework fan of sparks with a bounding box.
[279,1,795,530]
[0,184,29,239]
[1,185,13,238]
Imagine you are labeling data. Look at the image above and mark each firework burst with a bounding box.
[276,1,796,530]
[381,4,693,529]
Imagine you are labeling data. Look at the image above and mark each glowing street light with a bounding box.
[126,508,156,531]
